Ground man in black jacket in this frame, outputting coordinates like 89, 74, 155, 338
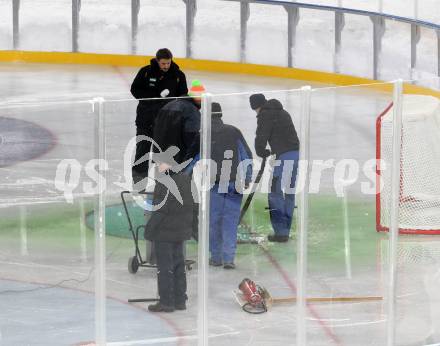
144, 81, 204, 312
249, 93, 300, 242
209, 102, 253, 269
130, 48, 188, 187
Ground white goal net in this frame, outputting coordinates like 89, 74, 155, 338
377, 94, 440, 234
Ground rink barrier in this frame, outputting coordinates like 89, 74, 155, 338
227, 0, 440, 81
0, 50, 439, 98
7, 0, 440, 81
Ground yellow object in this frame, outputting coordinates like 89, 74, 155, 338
0, 50, 438, 97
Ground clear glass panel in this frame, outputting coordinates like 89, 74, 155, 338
193, 0, 240, 62
392, 89, 440, 345
381, 0, 414, 17
102, 96, 201, 343
0, 0, 12, 50
306, 82, 394, 345
0, 101, 96, 345
79, 0, 131, 54
412, 76, 440, 92
338, 0, 380, 12
137, 1, 186, 57
339, 14, 373, 78
207, 89, 301, 344
0, 61, 134, 102
412, 28, 440, 82
381, 21, 411, 81
416, 0, 440, 23
296, 8, 334, 72
19, 0, 71, 52
246, 4, 287, 67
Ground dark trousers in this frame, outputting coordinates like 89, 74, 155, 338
132, 126, 153, 184
154, 241, 187, 308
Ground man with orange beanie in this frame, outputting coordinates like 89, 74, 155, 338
144, 80, 205, 312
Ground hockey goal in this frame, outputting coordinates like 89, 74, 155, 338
376, 94, 440, 234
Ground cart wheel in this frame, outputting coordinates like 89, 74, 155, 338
128, 256, 139, 274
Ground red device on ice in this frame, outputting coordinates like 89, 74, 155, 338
237, 278, 268, 314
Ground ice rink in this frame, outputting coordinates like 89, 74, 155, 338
1, 62, 440, 346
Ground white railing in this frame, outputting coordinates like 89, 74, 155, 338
227, 0, 440, 80
4, 0, 439, 82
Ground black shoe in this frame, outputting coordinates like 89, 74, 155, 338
148, 302, 174, 313
267, 234, 289, 242
209, 259, 223, 267
175, 302, 186, 310
223, 263, 235, 269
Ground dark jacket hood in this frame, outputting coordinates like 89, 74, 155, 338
263, 99, 283, 112
254, 97, 299, 156
211, 117, 224, 131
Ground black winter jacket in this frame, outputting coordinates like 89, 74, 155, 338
130, 59, 188, 129
211, 117, 253, 185
153, 98, 201, 167
255, 99, 299, 158
144, 173, 194, 242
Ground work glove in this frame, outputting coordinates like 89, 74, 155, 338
257, 149, 271, 158
160, 89, 170, 97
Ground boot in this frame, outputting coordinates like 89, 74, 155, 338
209, 259, 223, 266
148, 302, 174, 313
175, 302, 187, 310
267, 234, 289, 242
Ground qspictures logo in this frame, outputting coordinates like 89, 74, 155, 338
53, 135, 386, 209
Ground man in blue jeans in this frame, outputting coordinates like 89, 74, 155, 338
209, 102, 253, 269
249, 94, 300, 242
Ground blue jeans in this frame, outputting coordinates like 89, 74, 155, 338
269, 150, 299, 236
209, 183, 243, 264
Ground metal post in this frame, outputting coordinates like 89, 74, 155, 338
296, 86, 312, 346
413, 0, 419, 19
240, 1, 250, 63
72, 0, 81, 52
93, 97, 106, 346
131, 0, 140, 55
386, 80, 403, 346
12, 0, 20, 49
334, 11, 345, 73
437, 30, 440, 78
183, 0, 197, 58
197, 93, 212, 346
285, 5, 299, 68
371, 15, 385, 80
412, 0, 418, 78
410, 24, 420, 78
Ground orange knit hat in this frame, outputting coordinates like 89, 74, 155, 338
188, 79, 206, 98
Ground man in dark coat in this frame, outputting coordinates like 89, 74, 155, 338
130, 48, 188, 187
144, 173, 194, 312
209, 102, 253, 269
249, 93, 300, 242
144, 81, 204, 312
